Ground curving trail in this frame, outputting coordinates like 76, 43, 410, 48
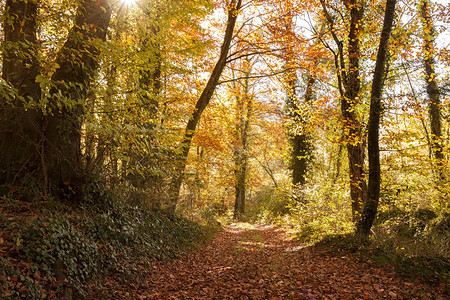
102, 224, 446, 299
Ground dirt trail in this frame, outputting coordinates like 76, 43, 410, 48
105, 224, 446, 299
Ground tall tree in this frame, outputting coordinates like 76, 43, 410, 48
44, 0, 112, 197
0, 0, 41, 186
320, 0, 367, 221
126, 1, 163, 194
356, 0, 396, 238
233, 58, 254, 219
167, 0, 243, 213
282, 1, 315, 186
419, 0, 445, 182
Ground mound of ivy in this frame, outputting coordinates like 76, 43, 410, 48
1, 184, 213, 299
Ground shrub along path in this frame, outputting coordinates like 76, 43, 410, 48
100, 224, 447, 299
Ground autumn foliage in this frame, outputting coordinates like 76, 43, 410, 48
0, 0, 449, 297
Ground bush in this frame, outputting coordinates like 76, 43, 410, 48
288, 180, 354, 243
245, 184, 295, 223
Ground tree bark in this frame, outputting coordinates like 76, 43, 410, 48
281, 0, 314, 187
290, 75, 315, 186
0, 0, 41, 186
343, 0, 367, 221
234, 150, 247, 219
167, 0, 242, 213
234, 65, 253, 219
356, 0, 396, 238
419, 0, 445, 181
44, 0, 112, 198
321, 0, 367, 221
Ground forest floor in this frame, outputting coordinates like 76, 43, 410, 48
97, 223, 448, 299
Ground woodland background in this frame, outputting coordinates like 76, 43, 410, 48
0, 0, 448, 297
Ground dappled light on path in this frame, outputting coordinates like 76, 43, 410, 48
100, 224, 446, 299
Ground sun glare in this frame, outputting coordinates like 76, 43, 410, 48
122, 0, 137, 6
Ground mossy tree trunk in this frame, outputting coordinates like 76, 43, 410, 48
0, 0, 42, 186
282, 1, 314, 187
289, 75, 315, 186
44, 0, 112, 198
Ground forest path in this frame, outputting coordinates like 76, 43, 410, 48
107, 224, 445, 299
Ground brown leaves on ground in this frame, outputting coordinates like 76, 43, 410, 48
99, 224, 447, 299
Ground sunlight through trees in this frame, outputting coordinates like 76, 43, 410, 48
0, 0, 448, 296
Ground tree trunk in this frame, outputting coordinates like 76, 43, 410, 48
44, 0, 112, 198
321, 0, 367, 221
234, 154, 247, 218
282, 0, 314, 187
343, 0, 367, 221
290, 75, 315, 186
167, 0, 242, 213
0, 0, 41, 186
356, 0, 396, 238
234, 65, 253, 219
419, 0, 445, 182
127, 9, 162, 191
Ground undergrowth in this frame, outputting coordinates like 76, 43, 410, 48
310, 209, 450, 289
245, 180, 450, 288
0, 181, 215, 299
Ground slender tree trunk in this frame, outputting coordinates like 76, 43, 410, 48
419, 0, 445, 182
0, 0, 41, 186
333, 143, 344, 183
234, 66, 253, 219
44, 0, 112, 198
321, 0, 367, 221
343, 0, 367, 221
356, 0, 396, 238
234, 156, 247, 219
167, 0, 242, 213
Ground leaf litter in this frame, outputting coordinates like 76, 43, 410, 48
95, 224, 448, 299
